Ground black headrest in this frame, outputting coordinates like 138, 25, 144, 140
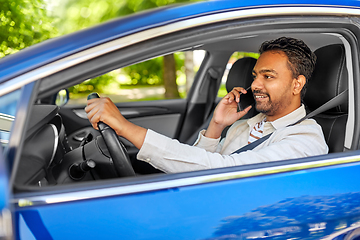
226, 57, 257, 92
304, 44, 348, 114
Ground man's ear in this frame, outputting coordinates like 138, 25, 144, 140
293, 75, 306, 95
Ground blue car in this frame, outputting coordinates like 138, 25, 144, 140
1, 0, 360, 239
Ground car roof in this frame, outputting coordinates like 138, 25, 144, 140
0, 0, 359, 84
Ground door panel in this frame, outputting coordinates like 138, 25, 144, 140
14, 160, 360, 240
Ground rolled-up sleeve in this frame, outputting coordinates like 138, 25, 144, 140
193, 130, 221, 152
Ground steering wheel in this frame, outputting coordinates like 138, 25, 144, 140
88, 93, 135, 177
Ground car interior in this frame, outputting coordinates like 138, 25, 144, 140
11, 17, 360, 192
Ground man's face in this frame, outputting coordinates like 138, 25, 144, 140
251, 50, 299, 121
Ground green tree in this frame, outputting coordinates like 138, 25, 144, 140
57, 0, 200, 99
0, 0, 56, 58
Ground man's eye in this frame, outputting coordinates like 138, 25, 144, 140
252, 75, 256, 79
265, 75, 273, 79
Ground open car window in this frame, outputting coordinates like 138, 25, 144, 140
12, 11, 360, 193
67, 50, 206, 105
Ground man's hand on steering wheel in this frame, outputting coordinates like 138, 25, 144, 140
85, 93, 136, 177
85, 94, 147, 150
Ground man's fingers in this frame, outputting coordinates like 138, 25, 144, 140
243, 105, 252, 113
232, 87, 247, 94
224, 87, 247, 104
229, 87, 245, 102
87, 108, 101, 129
235, 105, 252, 120
91, 122, 99, 131
85, 98, 108, 129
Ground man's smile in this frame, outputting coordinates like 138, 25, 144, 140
253, 91, 269, 101
255, 95, 267, 99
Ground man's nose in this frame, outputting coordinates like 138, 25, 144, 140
251, 75, 262, 90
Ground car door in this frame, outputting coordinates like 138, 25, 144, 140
5, 3, 360, 240
12, 154, 360, 240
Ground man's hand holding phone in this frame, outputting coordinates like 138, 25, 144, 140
237, 86, 255, 111
205, 87, 253, 139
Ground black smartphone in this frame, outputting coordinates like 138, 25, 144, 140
238, 86, 255, 111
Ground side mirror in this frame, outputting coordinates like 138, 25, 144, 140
55, 89, 69, 106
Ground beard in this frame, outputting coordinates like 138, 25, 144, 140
254, 90, 288, 117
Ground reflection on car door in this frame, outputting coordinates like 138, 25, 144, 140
13, 152, 360, 239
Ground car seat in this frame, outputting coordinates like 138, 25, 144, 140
226, 57, 258, 119
303, 44, 348, 153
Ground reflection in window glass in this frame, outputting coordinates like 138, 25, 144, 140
68, 50, 206, 105
0, 90, 20, 150
218, 52, 259, 98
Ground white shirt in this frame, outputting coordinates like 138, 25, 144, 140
137, 105, 328, 173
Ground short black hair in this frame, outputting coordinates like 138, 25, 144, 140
259, 37, 316, 99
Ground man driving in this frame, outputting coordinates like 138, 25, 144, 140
85, 37, 328, 173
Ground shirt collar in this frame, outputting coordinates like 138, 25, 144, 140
269, 104, 306, 129
247, 104, 306, 130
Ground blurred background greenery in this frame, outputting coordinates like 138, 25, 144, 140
0, 0, 258, 103
0, 0, 54, 58
0, 0, 200, 56
0, 0, 204, 101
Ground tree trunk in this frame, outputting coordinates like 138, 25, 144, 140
163, 54, 180, 99
185, 51, 195, 93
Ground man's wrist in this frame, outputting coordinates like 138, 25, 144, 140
204, 119, 226, 139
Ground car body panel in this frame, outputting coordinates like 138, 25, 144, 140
14, 159, 360, 239
1, 0, 360, 239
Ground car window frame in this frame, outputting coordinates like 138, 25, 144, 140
4, 10, 360, 199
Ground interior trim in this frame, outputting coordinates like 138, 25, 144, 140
2, 6, 360, 97
13, 153, 360, 207
48, 124, 59, 168
341, 35, 356, 149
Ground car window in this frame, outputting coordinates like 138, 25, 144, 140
0, 89, 20, 151
68, 50, 206, 105
218, 52, 259, 98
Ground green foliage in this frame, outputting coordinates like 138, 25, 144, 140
123, 56, 164, 86
1, 0, 199, 98
57, 0, 199, 35
69, 73, 116, 94
231, 51, 260, 60
54, 0, 198, 93
0, 0, 56, 58
69, 52, 187, 95
121, 52, 185, 86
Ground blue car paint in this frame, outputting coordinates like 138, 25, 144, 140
2, 0, 360, 239
15, 160, 360, 239
0, 149, 9, 215
0, 0, 360, 83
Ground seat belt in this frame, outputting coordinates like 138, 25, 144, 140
232, 89, 348, 154
204, 68, 220, 122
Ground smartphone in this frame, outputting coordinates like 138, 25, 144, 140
238, 86, 255, 111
